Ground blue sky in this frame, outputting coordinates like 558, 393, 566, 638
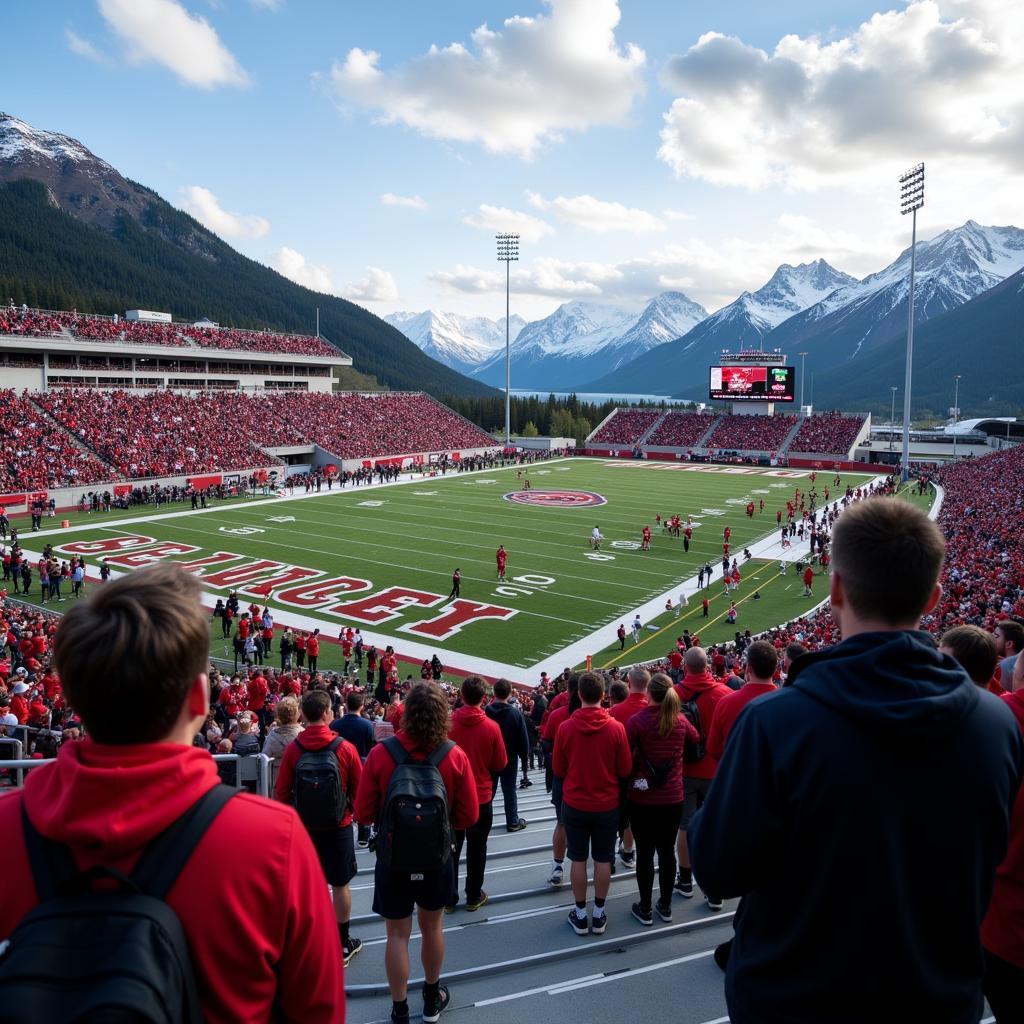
3, 1, 1021, 322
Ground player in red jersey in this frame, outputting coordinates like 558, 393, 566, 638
642, 526, 651, 551
723, 525, 731, 544
496, 544, 508, 582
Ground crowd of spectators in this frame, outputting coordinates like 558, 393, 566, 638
646, 411, 716, 447
0, 390, 112, 491
590, 408, 663, 445
1, 303, 339, 357
789, 412, 867, 456
705, 413, 798, 453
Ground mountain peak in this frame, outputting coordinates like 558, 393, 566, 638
0, 112, 106, 167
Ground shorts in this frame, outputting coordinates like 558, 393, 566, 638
550, 775, 566, 824
371, 855, 456, 920
562, 803, 619, 864
680, 776, 713, 831
309, 824, 357, 887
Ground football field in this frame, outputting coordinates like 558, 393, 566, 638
23, 459, 877, 681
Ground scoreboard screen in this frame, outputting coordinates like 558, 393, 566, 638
709, 365, 795, 403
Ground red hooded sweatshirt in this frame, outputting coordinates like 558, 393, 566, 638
0, 740, 345, 1023
706, 682, 777, 763
449, 704, 507, 805
552, 705, 631, 813
354, 729, 479, 831
609, 691, 648, 726
274, 724, 362, 828
675, 670, 733, 780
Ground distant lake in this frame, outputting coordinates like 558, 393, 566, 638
510, 389, 684, 404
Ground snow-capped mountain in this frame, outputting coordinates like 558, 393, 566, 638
383, 310, 525, 374
585, 260, 854, 394
0, 111, 158, 230
768, 221, 1024, 367
470, 291, 708, 391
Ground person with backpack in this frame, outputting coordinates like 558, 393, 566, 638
553, 671, 632, 936
275, 688, 364, 965
673, 645, 731, 910
0, 563, 345, 1023
354, 681, 479, 1024
484, 678, 530, 830
448, 675, 507, 912
625, 672, 698, 926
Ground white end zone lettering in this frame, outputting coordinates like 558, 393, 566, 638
400, 600, 517, 641
103, 542, 201, 568
328, 586, 443, 624
275, 576, 372, 609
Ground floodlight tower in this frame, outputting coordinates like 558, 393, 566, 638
889, 386, 898, 452
899, 162, 925, 482
496, 233, 520, 446
952, 373, 961, 460
798, 352, 808, 410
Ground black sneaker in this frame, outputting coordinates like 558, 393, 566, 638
567, 908, 589, 935
631, 902, 653, 926
714, 938, 733, 971
705, 895, 724, 912
674, 876, 694, 898
655, 899, 673, 922
422, 985, 450, 1023
619, 847, 635, 866
391, 1007, 410, 1024
590, 910, 607, 935
342, 936, 362, 966
507, 818, 527, 832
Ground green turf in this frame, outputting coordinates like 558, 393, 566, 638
19, 459, 877, 673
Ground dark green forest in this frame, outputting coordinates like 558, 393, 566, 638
0, 179, 495, 397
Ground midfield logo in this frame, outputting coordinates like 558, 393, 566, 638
502, 489, 607, 508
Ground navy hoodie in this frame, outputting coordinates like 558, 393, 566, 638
689, 630, 1023, 1024
485, 700, 530, 760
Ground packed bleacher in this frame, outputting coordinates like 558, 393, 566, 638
705, 412, 798, 452
1, 304, 340, 358
0, 390, 113, 491
646, 411, 715, 447
789, 412, 866, 455
589, 408, 662, 445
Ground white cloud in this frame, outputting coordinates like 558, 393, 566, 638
66, 27, 105, 63
381, 193, 428, 210
179, 186, 269, 239
328, 0, 645, 158
664, 209, 695, 222
273, 247, 334, 293
343, 266, 400, 304
97, 0, 249, 88
527, 192, 664, 233
657, 0, 1024, 189
249, 0, 281, 9
463, 204, 554, 244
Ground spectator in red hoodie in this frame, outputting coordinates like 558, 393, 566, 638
983, 651, 1024, 1021
609, 667, 650, 866
354, 682, 478, 1024
275, 688, 364, 966
706, 641, 779, 763
0, 563, 345, 1022
674, 646, 732, 909
447, 675, 507, 912
625, 672, 698, 926
553, 671, 632, 937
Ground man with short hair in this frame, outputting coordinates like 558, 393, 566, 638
689, 499, 1023, 1024
610, 667, 650, 866
332, 691, 376, 846
995, 619, 1024, 691
780, 642, 808, 685
0, 563, 345, 1021
706, 641, 778, 763
276, 688, 364, 965
448, 676, 507, 912
485, 678, 530, 829
940, 625, 1001, 693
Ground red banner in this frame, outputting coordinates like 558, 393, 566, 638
113, 484, 133, 497
0, 493, 27, 512
186, 473, 223, 491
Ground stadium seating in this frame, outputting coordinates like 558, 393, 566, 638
789, 412, 867, 455
0, 390, 113, 490
1, 305, 339, 357
705, 413, 798, 452
646, 411, 716, 447
590, 408, 662, 445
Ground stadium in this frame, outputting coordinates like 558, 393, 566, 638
2, 4, 1023, 1023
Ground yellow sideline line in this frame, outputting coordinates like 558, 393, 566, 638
597, 559, 812, 669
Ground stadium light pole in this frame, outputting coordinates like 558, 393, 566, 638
798, 352, 808, 410
952, 374, 961, 461
496, 233, 520, 446
889, 386, 898, 452
899, 162, 925, 482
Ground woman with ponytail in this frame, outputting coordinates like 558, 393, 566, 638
625, 672, 699, 926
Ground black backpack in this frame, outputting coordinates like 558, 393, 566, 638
678, 689, 707, 763
293, 736, 346, 830
377, 737, 454, 875
0, 784, 235, 1024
